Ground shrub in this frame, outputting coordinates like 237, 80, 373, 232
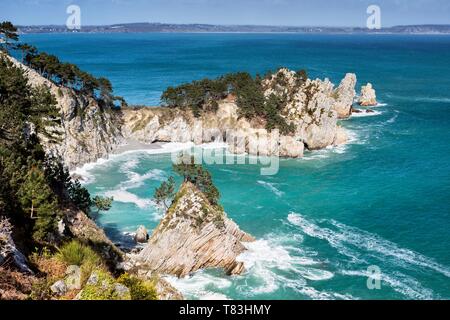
117, 273, 158, 300
56, 240, 100, 267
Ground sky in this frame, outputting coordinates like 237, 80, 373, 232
1, 0, 450, 27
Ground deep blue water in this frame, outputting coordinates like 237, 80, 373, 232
22, 33, 450, 300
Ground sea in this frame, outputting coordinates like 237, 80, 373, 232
21, 33, 450, 300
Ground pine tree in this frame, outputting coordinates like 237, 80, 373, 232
18, 166, 59, 242
154, 176, 176, 209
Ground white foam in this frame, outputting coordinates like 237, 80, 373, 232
288, 213, 450, 299
329, 219, 450, 278
70, 157, 110, 185
119, 169, 166, 190
164, 271, 232, 300
257, 180, 284, 197
351, 110, 383, 118
340, 270, 434, 300
104, 190, 154, 209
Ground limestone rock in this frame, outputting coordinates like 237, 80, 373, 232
5, 55, 123, 170
333, 73, 357, 118
134, 225, 149, 243
65, 265, 82, 290
359, 83, 377, 106
114, 283, 130, 299
50, 280, 67, 296
0, 218, 32, 273
130, 182, 255, 278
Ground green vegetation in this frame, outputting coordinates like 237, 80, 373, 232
161, 69, 307, 134
0, 56, 63, 243
92, 196, 113, 214
0, 21, 19, 53
173, 157, 221, 208
117, 273, 158, 300
79, 270, 129, 300
154, 176, 176, 209
1, 21, 126, 109
56, 240, 101, 267
0, 31, 114, 246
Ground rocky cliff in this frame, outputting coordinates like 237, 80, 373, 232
6, 55, 123, 170
9, 56, 368, 166
126, 182, 255, 278
122, 69, 360, 157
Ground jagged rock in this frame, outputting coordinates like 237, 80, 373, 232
156, 278, 184, 300
65, 265, 82, 290
0, 218, 32, 273
9, 55, 356, 164
57, 219, 66, 236
359, 83, 377, 106
333, 73, 357, 119
86, 272, 100, 285
333, 127, 349, 146
64, 208, 123, 264
6, 55, 123, 170
134, 225, 149, 243
50, 280, 67, 296
114, 283, 130, 299
129, 182, 255, 278
121, 69, 358, 157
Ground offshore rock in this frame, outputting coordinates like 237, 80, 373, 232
358, 83, 378, 106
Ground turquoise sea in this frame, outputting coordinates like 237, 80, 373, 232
22, 33, 450, 300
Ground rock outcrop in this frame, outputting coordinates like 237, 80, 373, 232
0, 218, 32, 273
358, 83, 377, 106
6, 55, 123, 170
332, 73, 357, 119
134, 225, 148, 243
9, 56, 360, 165
126, 182, 254, 278
122, 69, 356, 156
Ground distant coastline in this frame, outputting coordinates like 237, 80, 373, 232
17, 23, 450, 35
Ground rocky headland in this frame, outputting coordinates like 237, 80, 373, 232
1, 51, 379, 300
124, 182, 254, 278
7, 55, 376, 169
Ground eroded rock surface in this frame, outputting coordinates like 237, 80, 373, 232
358, 83, 378, 106
127, 182, 254, 278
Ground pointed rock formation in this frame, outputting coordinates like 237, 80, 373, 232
358, 83, 378, 106
129, 182, 254, 278
332, 73, 357, 119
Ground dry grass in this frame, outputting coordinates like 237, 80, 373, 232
0, 267, 36, 300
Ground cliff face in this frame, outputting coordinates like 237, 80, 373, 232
10, 56, 361, 166
123, 69, 358, 157
7, 56, 123, 170
127, 182, 254, 278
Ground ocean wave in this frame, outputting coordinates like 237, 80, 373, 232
385, 111, 399, 124
164, 271, 232, 300
119, 169, 167, 190
289, 213, 450, 278
287, 213, 450, 299
104, 190, 154, 209
329, 219, 450, 278
257, 181, 284, 197
70, 158, 110, 185
351, 110, 383, 118
340, 270, 434, 300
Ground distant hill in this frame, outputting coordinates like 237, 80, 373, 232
17, 23, 450, 34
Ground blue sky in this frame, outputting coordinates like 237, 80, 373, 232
1, 0, 450, 27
